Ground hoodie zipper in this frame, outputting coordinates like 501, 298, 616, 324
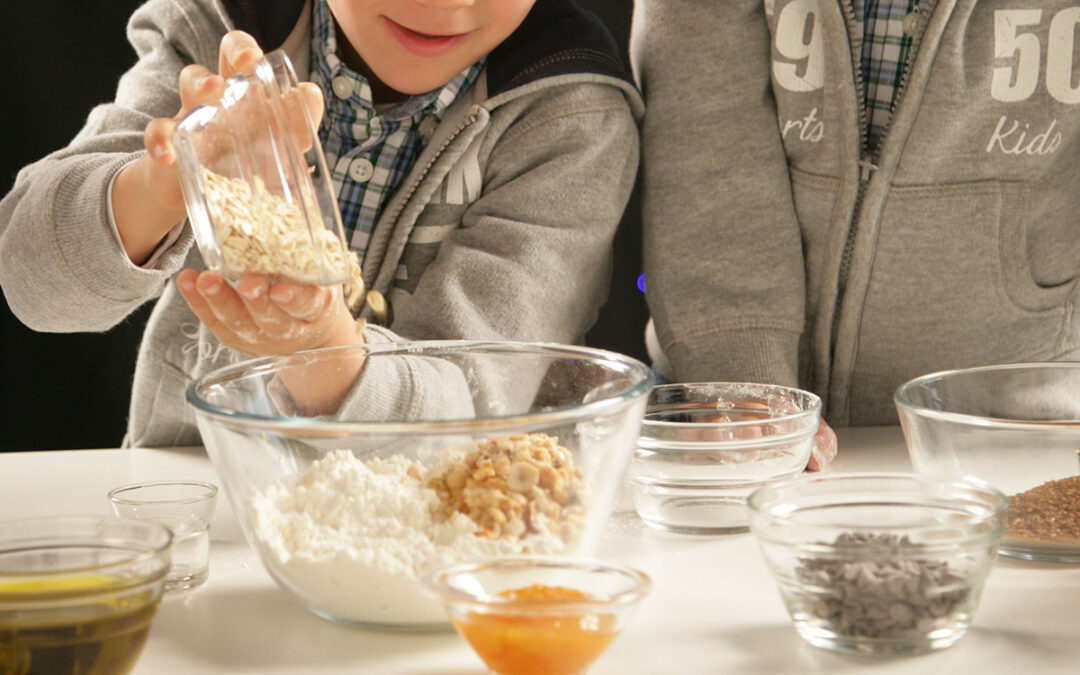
365, 106, 482, 292
382, 106, 483, 231
832, 0, 872, 346
832, 0, 930, 340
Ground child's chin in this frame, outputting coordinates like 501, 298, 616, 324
378, 65, 464, 97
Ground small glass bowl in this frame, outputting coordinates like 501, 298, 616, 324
421, 557, 651, 675
748, 473, 1006, 656
107, 481, 219, 594
107, 480, 219, 524
172, 50, 351, 286
0, 516, 172, 675
625, 382, 820, 534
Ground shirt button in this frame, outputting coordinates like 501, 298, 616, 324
349, 158, 374, 182
332, 76, 354, 100
418, 117, 438, 139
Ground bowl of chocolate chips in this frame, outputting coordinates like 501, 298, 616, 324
748, 473, 1006, 656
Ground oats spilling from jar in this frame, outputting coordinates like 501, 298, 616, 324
422, 433, 589, 546
791, 533, 972, 639
201, 167, 365, 310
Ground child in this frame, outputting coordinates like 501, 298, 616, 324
0, 0, 642, 446
632, 0, 1080, 439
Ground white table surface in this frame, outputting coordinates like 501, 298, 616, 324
3, 427, 1079, 674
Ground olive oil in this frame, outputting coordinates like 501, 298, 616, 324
0, 576, 161, 675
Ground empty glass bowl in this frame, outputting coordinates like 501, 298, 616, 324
748, 473, 1006, 655
421, 557, 651, 675
107, 480, 219, 593
895, 362, 1080, 562
625, 382, 820, 534
186, 340, 653, 630
0, 516, 172, 675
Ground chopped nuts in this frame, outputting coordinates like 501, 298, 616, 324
507, 462, 540, 492
427, 433, 588, 546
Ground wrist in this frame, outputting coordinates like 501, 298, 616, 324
112, 156, 187, 265
314, 298, 366, 350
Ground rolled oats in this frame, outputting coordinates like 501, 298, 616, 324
201, 167, 366, 310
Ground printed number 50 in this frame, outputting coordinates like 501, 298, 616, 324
992, 8, 1080, 104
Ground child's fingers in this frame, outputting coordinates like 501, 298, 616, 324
805, 421, 838, 471
192, 271, 261, 344
139, 119, 186, 210
268, 282, 334, 321
177, 64, 223, 115
143, 117, 178, 165
300, 82, 325, 127
177, 270, 225, 332
218, 31, 263, 79
280, 84, 324, 152
235, 276, 298, 333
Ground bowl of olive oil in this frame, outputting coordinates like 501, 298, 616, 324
0, 516, 171, 675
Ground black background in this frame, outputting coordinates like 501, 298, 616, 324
0, 1, 645, 452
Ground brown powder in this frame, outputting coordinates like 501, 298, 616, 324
1006, 475, 1080, 543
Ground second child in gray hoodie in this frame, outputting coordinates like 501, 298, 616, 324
633, 0, 1080, 427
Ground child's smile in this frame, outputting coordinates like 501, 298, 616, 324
382, 17, 471, 59
328, 0, 535, 99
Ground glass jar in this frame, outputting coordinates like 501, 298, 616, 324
172, 50, 352, 286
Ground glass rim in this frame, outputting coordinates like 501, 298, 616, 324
894, 362, 1080, 428
0, 516, 172, 591
186, 339, 654, 433
107, 480, 219, 506
747, 472, 1008, 548
643, 381, 821, 429
419, 556, 652, 614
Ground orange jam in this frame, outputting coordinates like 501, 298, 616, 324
453, 584, 619, 675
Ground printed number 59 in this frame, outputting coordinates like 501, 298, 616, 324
773, 0, 824, 92
992, 8, 1080, 104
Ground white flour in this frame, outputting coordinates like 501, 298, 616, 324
250, 449, 561, 626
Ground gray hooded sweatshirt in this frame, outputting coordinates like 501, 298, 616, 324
0, 0, 643, 446
633, 0, 1080, 425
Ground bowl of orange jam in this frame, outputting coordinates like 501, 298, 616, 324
421, 557, 651, 675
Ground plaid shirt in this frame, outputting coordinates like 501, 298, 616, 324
854, 0, 932, 154
308, 0, 484, 255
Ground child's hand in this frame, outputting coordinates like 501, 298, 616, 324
113, 31, 323, 265
176, 270, 360, 356
668, 398, 838, 471
805, 419, 838, 471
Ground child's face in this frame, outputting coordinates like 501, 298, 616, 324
328, 0, 537, 98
